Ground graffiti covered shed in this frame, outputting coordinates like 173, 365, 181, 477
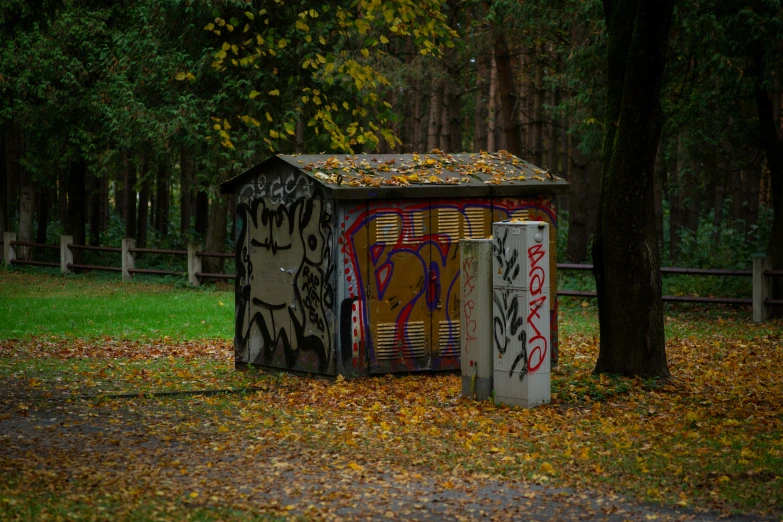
220, 152, 569, 377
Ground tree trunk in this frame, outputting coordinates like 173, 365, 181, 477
100, 176, 109, 233
67, 159, 87, 256
0, 133, 6, 243
533, 45, 544, 166
58, 169, 68, 227
653, 142, 665, 249
566, 139, 600, 263
203, 193, 229, 273
592, 0, 673, 378
89, 173, 101, 246
126, 158, 137, 239
116, 152, 126, 221
36, 185, 49, 245
137, 171, 150, 249
18, 168, 35, 261
439, 82, 451, 152
494, 33, 522, 156
180, 146, 193, 236
711, 176, 725, 248
426, 78, 442, 152
548, 89, 560, 173
195, 190, 208, 236
487, 58, 497, 152
155, 162, 169, 236
473, 51, 490, 151
751, 48, 783, 309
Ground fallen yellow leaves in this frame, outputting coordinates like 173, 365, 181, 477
297, 150, 560, 187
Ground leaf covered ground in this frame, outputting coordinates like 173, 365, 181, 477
0, 272, 781, 520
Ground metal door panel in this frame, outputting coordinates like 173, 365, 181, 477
367, 201, 432, 372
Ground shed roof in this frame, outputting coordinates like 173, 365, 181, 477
221, 151, 569, 199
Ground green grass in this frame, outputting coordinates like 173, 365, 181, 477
0, 269, 233, 340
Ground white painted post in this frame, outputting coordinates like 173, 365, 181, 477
3, 232, 16, 266
460, 239, 494, 401
60, 235, 73, 274
122, 238, 135, 282
188, 242, 202, 287
753, 256, 772, 323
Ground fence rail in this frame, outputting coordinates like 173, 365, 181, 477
2, 232, 234, 286
2, 232, 781, 322
558, 258, 781, 323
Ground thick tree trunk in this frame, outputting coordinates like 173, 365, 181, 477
18, 168, 35, 261
592, 0, 673, 378
126, 158, 137, 239
439, 82, 451, 152
195, 190, 208, 236
180, 146, 193, 236
566, 140, 600, 263
653, 142, 665, 249
137, 172, 150, 249
494, 33, 522, 156
203, 193, 229, 273
751, 51, 783, 309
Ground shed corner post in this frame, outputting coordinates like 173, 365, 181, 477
122, 238, 136, 282
753, 256, 772, 323
60, 235, 73, 274
3, 232, 15, 266
188, 242, 202, 287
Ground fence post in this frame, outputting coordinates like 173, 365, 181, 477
188, 242, 202, 286
122, 238, 135, 281
60, 235, 73, 274
753, 256, 772, 323
3, 232, 16, 266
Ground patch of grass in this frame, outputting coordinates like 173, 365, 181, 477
0, 476, 283, 521
0, 270, 232, 340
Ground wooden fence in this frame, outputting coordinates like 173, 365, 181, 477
3, 232, 781, 322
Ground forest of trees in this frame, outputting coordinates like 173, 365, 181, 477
1, 0, 780, 277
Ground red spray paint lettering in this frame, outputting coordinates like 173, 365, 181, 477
462, 256, 477, 355
526, 244, 547, 372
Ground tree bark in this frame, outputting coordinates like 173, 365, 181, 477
203, 193, 229, 273
155, 161, 169, 236
195, 189, 208, 236
592, 0, 673, 378
89, 173, 101, 246
566, 139, 600, 263
116, 152, 126, 222
653, 142, 665, 249
493, 33, 522, 156
58, 169, 68, 227
36, 185, 50, 245
533, 45, 544, 166
751, 47, 783, 309
0, 131, 7, 241
426, 78, 442, 152
473, 51, 490, 151
548, 88, 560, 173
137, 165, 150, 249
67, 159, 87, 256
125, 157, 137, 239
487, 58, 497, 152
18, 168, 35, 261
180, 145, 193, 236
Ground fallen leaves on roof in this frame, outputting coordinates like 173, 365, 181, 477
297, 149, 560, 187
